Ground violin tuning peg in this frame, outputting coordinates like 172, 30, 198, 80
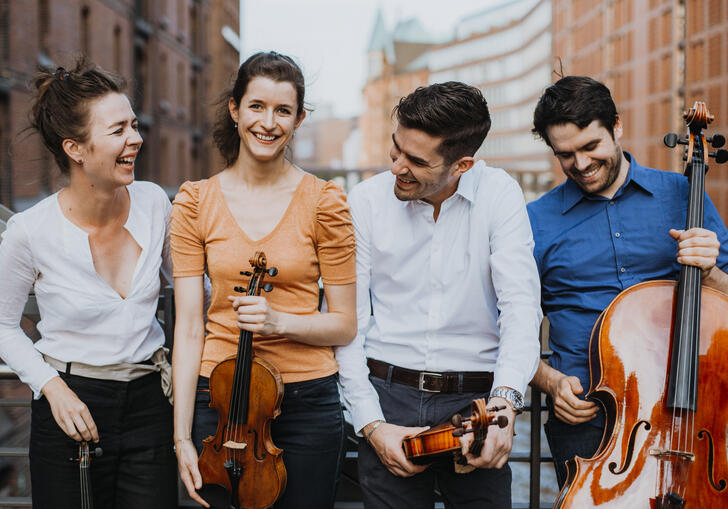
267, 267, 278, 277
452, 428, 465, 437
234, 286, 244, 293
487, 404, 506, 413
451, 413, 463, 427
240, 271, 252, 277
92, 447, 103, 457
496, 415, 508, 428
709, 134, 726, 148
713, 148, 728, 164
262, 283, 273, 292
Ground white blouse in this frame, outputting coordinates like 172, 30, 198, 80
0, 181, 172, 398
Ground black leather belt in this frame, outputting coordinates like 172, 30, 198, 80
366, 358, 493, 394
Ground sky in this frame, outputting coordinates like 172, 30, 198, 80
241, 0, 503, 120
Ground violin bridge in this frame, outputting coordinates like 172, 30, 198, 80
223, 440, 248, 450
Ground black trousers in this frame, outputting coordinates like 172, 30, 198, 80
29, 371, 177, 509
358, 374, 512, 509
193, 374, 345, 509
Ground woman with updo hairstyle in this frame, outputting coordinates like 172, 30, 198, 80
171, 51, 356, 508
0, 59, 177, 508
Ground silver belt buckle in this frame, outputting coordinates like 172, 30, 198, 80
418, 371, 443, 392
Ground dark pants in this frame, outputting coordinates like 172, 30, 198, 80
193, 374, 345, 509
544, 400, 604, 488
358, 375, 512, 509
29, 371, 177, 509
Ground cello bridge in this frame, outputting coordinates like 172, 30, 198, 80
649, 449, 695, 461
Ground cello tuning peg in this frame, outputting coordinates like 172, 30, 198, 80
267, 267, 278, 277
234, 286, 244, 293
262, 283, 273, 292
663, 133, 678, 148
709, 134, 726, 148
240, 271, 252, 276
663, 133, 688, 148
712, 149, 728, 164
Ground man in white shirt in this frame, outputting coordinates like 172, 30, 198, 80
336, 82, 542, 508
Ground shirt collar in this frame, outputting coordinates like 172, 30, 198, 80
561, 151, 655, 214
404, 159, 481, 208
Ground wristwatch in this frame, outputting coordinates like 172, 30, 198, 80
489, 387, 524, 414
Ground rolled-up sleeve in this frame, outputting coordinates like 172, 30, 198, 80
488, 177, 542, 395
335, 186, 384, 434
0, 217, 59, 398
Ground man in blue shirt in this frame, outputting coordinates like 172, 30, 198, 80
527, 76, 728, 488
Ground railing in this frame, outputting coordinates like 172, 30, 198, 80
0, 288, 556, 508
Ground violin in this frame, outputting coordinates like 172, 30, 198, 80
70, 441, 102, 509
402, 398, 508, 466
198, 251, 286, 509
554, 103, 728, 508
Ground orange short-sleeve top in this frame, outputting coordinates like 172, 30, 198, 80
170, 172, 356, 382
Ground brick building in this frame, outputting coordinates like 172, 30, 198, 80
552, 0, 728, 217
358, 1, 554, 199
0, 0, 240, 210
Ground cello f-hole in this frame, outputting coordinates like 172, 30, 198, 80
608, 420, 651, 475
697, 430, 727, 491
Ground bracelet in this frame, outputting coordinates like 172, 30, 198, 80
174, 436, 191, 443
365, 420, 385, 444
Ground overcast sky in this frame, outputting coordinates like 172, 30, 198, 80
241, 0, 502, 119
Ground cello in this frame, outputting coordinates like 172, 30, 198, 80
198, 251, 286, 509
554, 102, 728, 508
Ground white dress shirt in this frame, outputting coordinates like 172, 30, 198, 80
0, 181, 172, 398
336, 161, 542, 433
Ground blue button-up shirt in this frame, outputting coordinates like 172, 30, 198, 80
527, 153, 728, 424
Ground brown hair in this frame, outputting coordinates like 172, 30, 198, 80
212, 51, 305, 167
29, 57, 126, 174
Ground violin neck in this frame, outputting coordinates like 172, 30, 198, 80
667, 151, 707, 411
230, 329, 254, 424
80, 454, 94, 509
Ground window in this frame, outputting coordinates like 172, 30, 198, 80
80, 6, 90, 56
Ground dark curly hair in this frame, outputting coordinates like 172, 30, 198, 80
532, 76, 618, 147
392, 81, 491, 166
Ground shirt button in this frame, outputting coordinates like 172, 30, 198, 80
620, 267, 626, 273
609, 201, 615, 206
615, 232, 621, 238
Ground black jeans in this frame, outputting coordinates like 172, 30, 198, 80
193, 374, 345, 509
544, 399, 604, 488
29, 371, 177, 509
358, 375, 512, 509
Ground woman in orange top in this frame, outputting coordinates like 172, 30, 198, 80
170, 52, 357, 508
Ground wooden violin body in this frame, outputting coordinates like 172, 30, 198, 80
402, 398, 507, 465
198, 252, 286, 509
555, 282, 728, 508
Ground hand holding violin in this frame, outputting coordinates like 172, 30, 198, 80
41, 376, 99, 443
460, 397, 515, 469
364, 421, 429, 478
228, 295, 283, 336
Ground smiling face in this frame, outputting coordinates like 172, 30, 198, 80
389, 125, 462, 206
229, 76, 304, 163
74, 92, 142, 188
546, 119, 628, 198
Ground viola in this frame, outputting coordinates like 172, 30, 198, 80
554, 103, 728, 508
198, 251, 286, 509
402, 398, 508, 466
70, 441, 102, 509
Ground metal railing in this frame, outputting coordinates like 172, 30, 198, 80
0, 290, 556, 508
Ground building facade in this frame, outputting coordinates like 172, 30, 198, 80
358, 0, 554, 200
0, 0, 239, 210
552, 0, 728, 217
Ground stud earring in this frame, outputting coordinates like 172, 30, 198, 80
234, 122, 238, 129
